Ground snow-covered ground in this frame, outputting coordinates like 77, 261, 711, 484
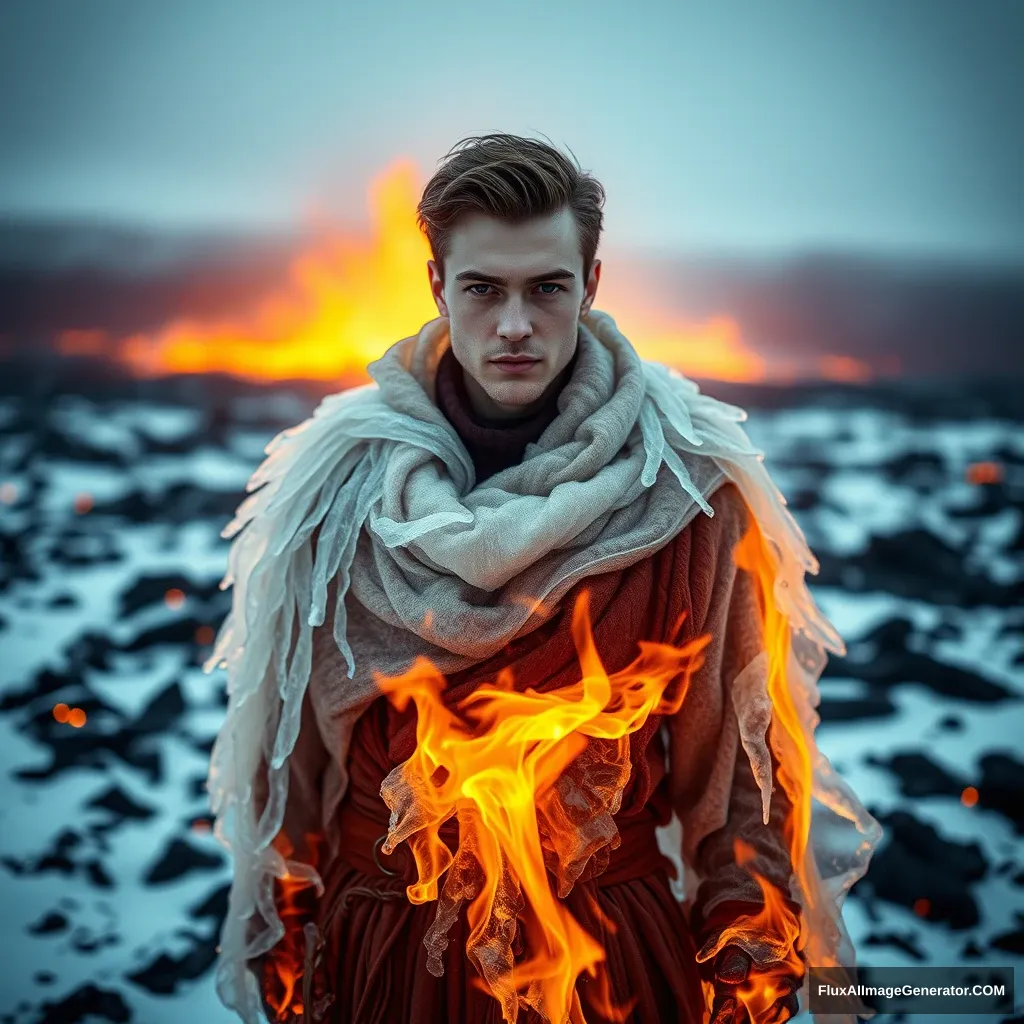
0, 375, 1020, 1023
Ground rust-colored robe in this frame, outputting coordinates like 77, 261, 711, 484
252, 347, 798, 1023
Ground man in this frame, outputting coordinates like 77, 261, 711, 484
205, 134, 878, 1023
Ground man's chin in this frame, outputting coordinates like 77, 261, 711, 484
482, 383, 549, 414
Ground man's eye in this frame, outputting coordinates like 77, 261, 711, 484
466, 284, 492, 296
537, 283, 564, 295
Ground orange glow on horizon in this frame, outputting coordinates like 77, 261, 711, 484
819, 353, 873, 383
55, 160, 779, 385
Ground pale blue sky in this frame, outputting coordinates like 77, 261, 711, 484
1, 0, 1021, 263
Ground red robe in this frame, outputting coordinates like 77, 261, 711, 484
253, 348, 798, 1023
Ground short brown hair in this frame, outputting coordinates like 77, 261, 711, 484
417, 133, 606, 283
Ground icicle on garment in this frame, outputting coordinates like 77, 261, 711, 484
203, 309, 882, 1023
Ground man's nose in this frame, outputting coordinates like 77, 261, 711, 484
496, 301, 532, 341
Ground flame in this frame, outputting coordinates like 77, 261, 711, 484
262, 831, 323, 1022
692, 515, 819, 1021
56, 159, 772, 384
371, 587, 708, 1023
701, 862, 804, 1022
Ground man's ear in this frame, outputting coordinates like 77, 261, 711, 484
580, 258, 601, 318
427, 259, 450, 318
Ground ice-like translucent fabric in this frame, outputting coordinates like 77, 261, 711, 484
204, 311, 880, 1023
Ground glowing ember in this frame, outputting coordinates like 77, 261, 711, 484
195, 624, 215, 646
165, 588, 186, 610
966, 461, 1003, 485
56, 159, 773, 385
961, 786, 979, 807
0, 482, 17, 504
73, 493, 93, 514
370, 587, 708, 1024
913, 898, 930, 918
53, 703, 87, 727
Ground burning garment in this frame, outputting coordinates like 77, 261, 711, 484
204, 310, 880, 1023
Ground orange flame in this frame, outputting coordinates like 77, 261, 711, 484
702, 862, 804, 1022
733, 519, 815, 909
56, 160, 770, 385
262, 831, 323, 1022
371, 588, 708, 1023
689, 515, 821, 1021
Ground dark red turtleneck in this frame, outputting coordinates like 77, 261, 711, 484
434, 345, 578, 483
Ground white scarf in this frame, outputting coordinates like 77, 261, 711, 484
204, 310, 879, 1022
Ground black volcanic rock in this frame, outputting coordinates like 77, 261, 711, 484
816, 530, 1022, 608
48, 526, 124, 569
989, 921, 1024, 955
143, 837, 223, 884
28, 911, 69, 935
978, 753, 1024, 833
97, 482, 240, 526
829, 617, 1015, 702
867, 810, 987, 929
817, 694, 898, 722
125, 930, 219, 995
188, 882, 229, 922
865, 751, 964, 799
133, 682, 186, 734
86, 785, 156, 822
861, 930, 925, 960
34, 984, 131, 1023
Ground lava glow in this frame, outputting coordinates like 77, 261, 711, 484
56, 159, 769, 385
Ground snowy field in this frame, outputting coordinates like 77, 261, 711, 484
0, 368, 1021, 1023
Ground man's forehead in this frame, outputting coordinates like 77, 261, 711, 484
445, 209, 583, 277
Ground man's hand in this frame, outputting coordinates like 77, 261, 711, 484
708, 944, 801, 1024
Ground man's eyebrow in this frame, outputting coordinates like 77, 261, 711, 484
453, 268, 577, 286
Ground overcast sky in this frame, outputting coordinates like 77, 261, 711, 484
1, 0, 1021, 264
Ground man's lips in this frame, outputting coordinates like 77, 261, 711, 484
491, 357, 541, 374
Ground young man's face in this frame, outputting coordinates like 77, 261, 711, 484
427, 207, 601, 420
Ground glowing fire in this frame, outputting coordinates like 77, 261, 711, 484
56, 159, 769, 384
689, 511, 815, 1020
372, 588, 708, 1023
697, 841, 804, 1021
262, 831, 323, 1022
